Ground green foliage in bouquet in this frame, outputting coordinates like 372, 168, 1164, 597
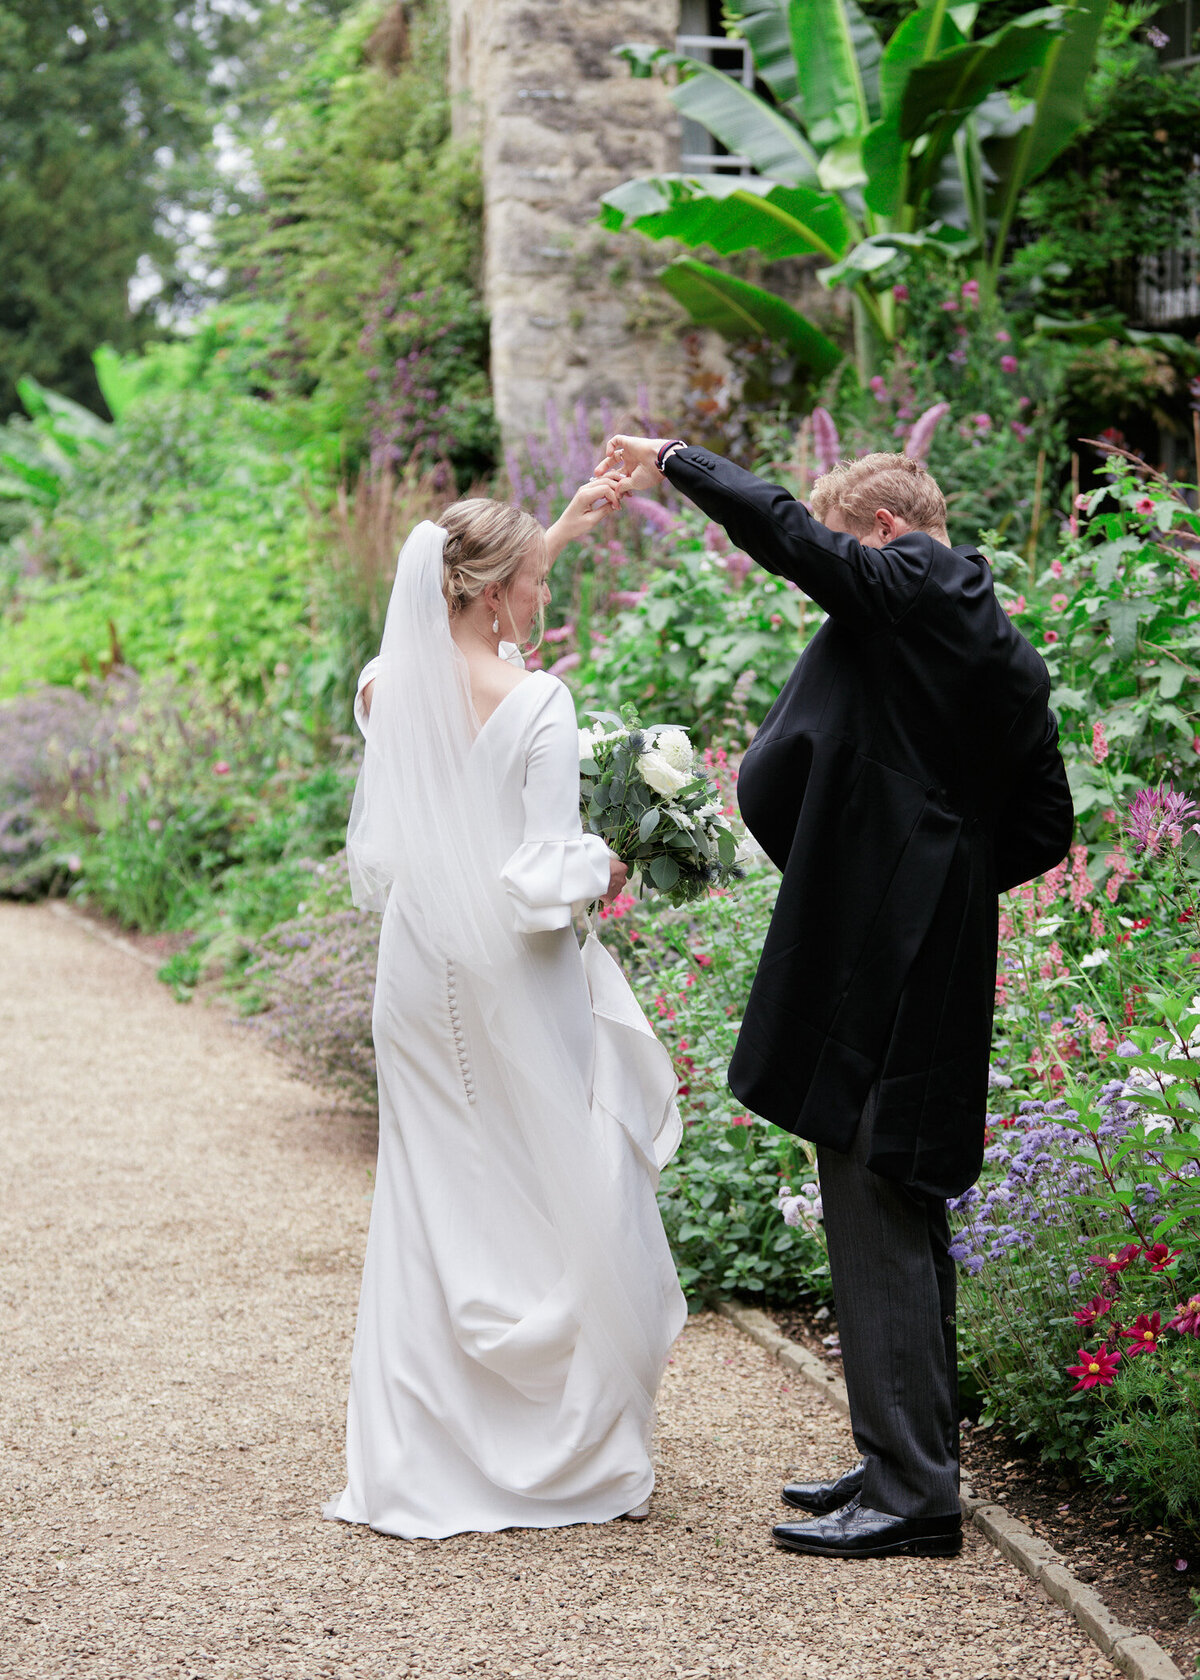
578, 706, 742, 905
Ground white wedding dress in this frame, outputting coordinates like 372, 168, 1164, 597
325, 588, 686, 1541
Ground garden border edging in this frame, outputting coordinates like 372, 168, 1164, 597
717, 1300, 1184, 1680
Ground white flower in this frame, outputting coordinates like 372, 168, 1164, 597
579, 728, 597, 759
1079, 949, 1108, 969
638, 749, 691, 798
652, 727, 694, 775
667, 805, 695, 830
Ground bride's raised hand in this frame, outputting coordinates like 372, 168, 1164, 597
545, 475, 626, 559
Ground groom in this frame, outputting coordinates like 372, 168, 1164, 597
601, 434, 1074, 1559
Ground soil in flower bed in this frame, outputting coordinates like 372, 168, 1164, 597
764, 1300, 1200, 1674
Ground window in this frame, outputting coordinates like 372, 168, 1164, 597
676, 0, 756, 175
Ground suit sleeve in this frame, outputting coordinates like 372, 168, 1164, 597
993, 695, 1075, 893
663, 446, 927, 628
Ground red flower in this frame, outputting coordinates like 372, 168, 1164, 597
1067, 1345, 1122, 1390
1073, 1294, 1112, 1329
1089, 1243, 1141, 1274
1121, 1312, 1162, 1356
1044, 629, 1059, 644
1145, 1244, 1182, 1272
213, 760, 231, 776
1168, 1295, 1200, 1336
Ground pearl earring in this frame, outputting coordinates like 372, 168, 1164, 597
492, 615, 499, 634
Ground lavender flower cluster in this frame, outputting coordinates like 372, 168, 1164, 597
946, 1087, 1146, 1276
244, 857, 379, 1103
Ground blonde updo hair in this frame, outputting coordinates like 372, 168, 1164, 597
438, 498, 548, 648
811, 452, 947, 537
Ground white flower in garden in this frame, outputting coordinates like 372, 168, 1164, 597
638, 749, 691, 798
652, 727, 694, 775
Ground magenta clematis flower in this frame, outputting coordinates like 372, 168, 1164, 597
1121, 1312, 1162, 1356
1124, 784, 1200, 857
1168, 1296, 1200, 1336
1067, 1345, 1122, 1390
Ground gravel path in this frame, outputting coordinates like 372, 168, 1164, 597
0, 902, 1117, 1679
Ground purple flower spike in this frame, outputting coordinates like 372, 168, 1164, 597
905, 403, 951, 463
811, 407, 841, 476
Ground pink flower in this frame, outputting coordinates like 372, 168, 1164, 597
1051, 593, 1068, 612
1168, 1295, 1200, 1336
213, 760, 231, 776
1043, 629, 1059, 644
1125, 783, 1200, 857
608, 589, 647, 609
543, 624, 573, 644
1120, 1312, 1162, 1357
972, 413, 993, 432
1051, 558, 1064, 578
941, 297, 959, 312
1089, 1243, 1140, 1274
547, 651, 581, 677
1000, 354, 1018, 374
1144, 1243, 1181, 1272
869, 375, 888, 403
702, 522, 728, 556
1003, 594, 1027, 616
624, 495, 675, 532
722, 551, 753, 585
961, 279, 980, 304
893, 283, 909, 302
1074, 493, 1090, 511
1135, 497, 1155, 517
949, 348, 968, 365
1010, 421, 1031, 441
1193, 736, 1200, 755
1073, 1294, 1111, 1330
1092, 721, 1109, 764
730, 1113, 754, 1128
1067, 1345, 1121, 1391
995, 329, 1012, 344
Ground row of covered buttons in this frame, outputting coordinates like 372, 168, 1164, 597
446, 961, 476, 1105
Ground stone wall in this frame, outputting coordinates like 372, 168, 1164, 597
447, 0, 703, 450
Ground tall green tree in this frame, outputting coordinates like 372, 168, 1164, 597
0, 2, 232, 417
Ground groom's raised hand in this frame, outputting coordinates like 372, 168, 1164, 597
594, 434, 681, 492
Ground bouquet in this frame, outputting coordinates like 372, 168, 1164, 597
578, 705, 743, 906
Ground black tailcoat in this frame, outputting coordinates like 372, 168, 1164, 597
664, 447, 1075, 1199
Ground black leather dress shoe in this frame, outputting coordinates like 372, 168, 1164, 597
781, 1460, 865, 1515
772, 1495, 962, 1559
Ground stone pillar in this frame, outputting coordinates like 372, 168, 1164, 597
447, 0, 703, 451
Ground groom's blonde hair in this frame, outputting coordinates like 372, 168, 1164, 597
812, 453, 947, 536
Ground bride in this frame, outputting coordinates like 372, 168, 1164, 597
325, 479, 687, 1539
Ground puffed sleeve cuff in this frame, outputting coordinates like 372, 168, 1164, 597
353, 657, 381, 738
501, 834, 612, 932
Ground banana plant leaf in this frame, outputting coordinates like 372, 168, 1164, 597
722, 0, 802, 114
818, 224, 976, 291
659, 256, 845, 375
599, 173, 857, 264
669, 59, 821, 184
985, 0, 1110, 263
788, 0, 870, 149
899, 8, 1065, 141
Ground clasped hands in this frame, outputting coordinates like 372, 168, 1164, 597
547, 436, 681, 553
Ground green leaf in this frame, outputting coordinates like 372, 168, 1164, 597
817, 223, 975, 290
724, 0, 801, 112
900, 9, 1065, 142
1089, 535, 1141, 587
878, 5, 965, 116
639, 807, 661, 843
788, 0, 870, 147
649, 854, 682, 891
599, 172, 857, 264
1157, 665, 1187, 701
1110, 599, 1144, 661
670, 61, 820, 184
986, 0, 1110, 268
658, 257, 845, 375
